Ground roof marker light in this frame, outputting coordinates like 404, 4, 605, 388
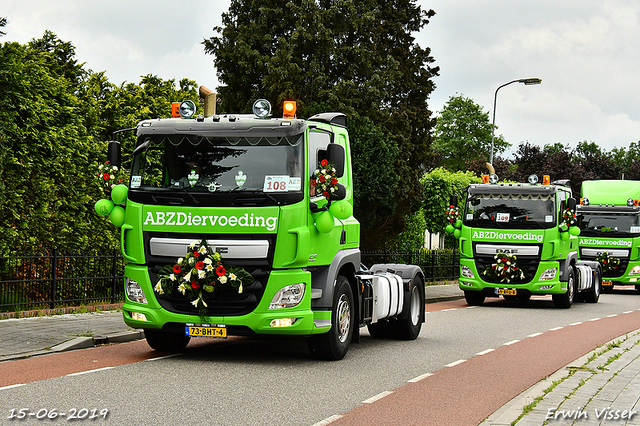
482, 174, 489, 184
178, 100, 197, 118
542, 175, 550, 185
528, 174, 538, 184
489, 174, 499, 184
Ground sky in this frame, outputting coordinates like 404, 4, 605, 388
2, 0, 640, 156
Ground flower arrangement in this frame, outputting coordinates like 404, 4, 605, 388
96, 161, 123, 193
311, 159, 338, 199
482, 252, 526, 284
154, 239, 254, 314
560, 207, 577, 228
445, 204, 460, 224
596, 251, 620, 273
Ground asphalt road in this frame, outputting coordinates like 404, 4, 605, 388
1, 290, 639, 426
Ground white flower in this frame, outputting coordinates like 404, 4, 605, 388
199, 246, 207, 254
198, 269, 206, 279
113, 166, 118, 171
184, 271, 192, 282
169, 274, 176, 281
99, 165, 104, 170
229, 273, 237, 281
204, 257, 213, 265
178, 283, 187, 295
177, 257, 184, 264
238, 283, 243, 294
109, 174, 115, 180
206, 264, 214, 272
219, 275, 228, 284
189, 241, 198, 249
191, 297, 207, 308
154, 281, 164, 294
189, 257, 195, 265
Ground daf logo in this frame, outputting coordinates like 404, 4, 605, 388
496, 249, 518, 254
216, 247, 229, 254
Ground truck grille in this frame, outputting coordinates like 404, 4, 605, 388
579, 252, 629, 279
472, 242, 542, 285
152, 267, 268, 316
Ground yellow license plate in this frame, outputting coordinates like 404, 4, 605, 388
602, 280, 613, 286
496, 288, 517, 295
185, 325, 227, 338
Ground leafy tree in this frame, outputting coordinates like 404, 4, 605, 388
203, 0, 439, 249
575, 141, 622, 181
0, 17, 7, 37
420, 167, 480, 248
433, 94, 509, 171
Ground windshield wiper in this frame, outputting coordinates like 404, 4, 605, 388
179, 187, 200, 205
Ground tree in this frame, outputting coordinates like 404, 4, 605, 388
433, 94, 509, 171
203, 0, 439, 249
0, 17, 7, 37
575, 141, 622, 181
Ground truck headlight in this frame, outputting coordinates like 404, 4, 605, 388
269, 283, 305, 309
629, 266, 640, 275
540, 268, 557, 281
461, 265, 475, 278
126, 278, 148, 304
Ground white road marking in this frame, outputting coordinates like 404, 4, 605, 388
363, 391, 393, 404
408, 373, 433, 383
66, 366, 114, 377
504, 340, 520, 346
446, 359, 467, 368
476, 348, 495, 356
528, 332, 543, 338
0, 383, 25, 391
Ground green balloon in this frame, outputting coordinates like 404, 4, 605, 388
111, 184, 128, 205
455, 219, 463, 228
569, 226, 581, 236
560, 231, 569, 241
453, 229, 461, 239
446, 224, 454, 234
109, 206, 126, 227
329, 200, 353, 220
315, 210, 334, 233
94, 199, 114, 216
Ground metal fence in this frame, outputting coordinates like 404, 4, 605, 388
0, 249, 125, 312
361, 249, 460, 283
0, 248, 458, 312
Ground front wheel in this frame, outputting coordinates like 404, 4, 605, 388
553, 266, 576, 308
465, 291, 485, 306
144, 329, 190, 352
307, 276, 354, 360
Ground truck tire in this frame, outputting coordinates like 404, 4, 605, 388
390, 276, 424, 340
584, 266, 601, 303
464, 291, 485, 306
553, 266, 576, 308
307, 276, 354, 360
144, 329, 190, 352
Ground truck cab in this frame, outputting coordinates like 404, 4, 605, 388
100, 96, 425, 360
449, 175, 601, 308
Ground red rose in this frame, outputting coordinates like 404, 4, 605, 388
502, 257, 507, 262
216, 266, 226, 277
311, 180, 317, 186
191, 281, 199, 289
321, 159, 328, 167
173, 264, 182, 273
195, 261, 205, 270
319, 175, 325, 183
323, 191, 329, 198
331, 178, 337, 185
103, 174, 109, 181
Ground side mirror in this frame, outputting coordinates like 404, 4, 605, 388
108, 140, 121, 168
450, 194, 458, 208
326, 143, 345, 178
567, 197, 577, 210
331, 183, 347, 201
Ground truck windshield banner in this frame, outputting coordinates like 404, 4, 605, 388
579, 238, 632, 248
143, 207, 279, 233
472, 230, 544, 243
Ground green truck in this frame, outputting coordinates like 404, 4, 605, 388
97, 93, 425, 360
448, 175, 601, 308
577, 180, 640, 293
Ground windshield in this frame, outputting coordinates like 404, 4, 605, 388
129, 134, 304, 194
578, 212, 640, 237
464, 192, 556, 229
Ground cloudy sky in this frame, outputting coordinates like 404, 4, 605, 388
2, 1, 640, 156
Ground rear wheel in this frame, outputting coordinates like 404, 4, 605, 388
390, 277, 424, 340
464, 291, 485, 306
144, 329, 190, 352
553, 266, 576, 308
307, 276, 354, 360
584, 266, 601, 303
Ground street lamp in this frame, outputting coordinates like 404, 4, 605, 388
489, 78, 542, 165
